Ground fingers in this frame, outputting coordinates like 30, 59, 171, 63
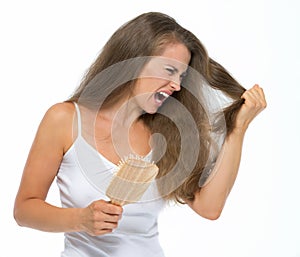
90, 200, 123, 223
95, 200, 123, 215
82, 200, 123, 236
255, 85, 267, 108
235, 84, 267, 131
241, 84, 267, 110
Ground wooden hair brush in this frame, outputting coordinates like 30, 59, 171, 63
106, 156, 159, 206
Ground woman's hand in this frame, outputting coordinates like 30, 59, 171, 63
189, 84, 266, 219
79, 200, 123, 236
235, 84, 267, 133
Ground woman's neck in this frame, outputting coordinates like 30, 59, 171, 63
98, 96, 143, 127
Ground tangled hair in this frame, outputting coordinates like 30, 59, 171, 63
68, 12, 246, 203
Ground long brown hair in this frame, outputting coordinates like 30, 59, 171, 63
68, 12, 246, 203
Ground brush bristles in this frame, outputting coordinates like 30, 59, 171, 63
106, 156, 159, 206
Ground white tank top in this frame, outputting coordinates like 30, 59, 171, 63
56, 102, 166, 257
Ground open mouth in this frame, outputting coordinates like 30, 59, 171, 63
154, 91, 170, 104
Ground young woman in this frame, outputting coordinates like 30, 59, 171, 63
14, 12, 266, 257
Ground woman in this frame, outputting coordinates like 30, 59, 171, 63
14, 12, 266, 257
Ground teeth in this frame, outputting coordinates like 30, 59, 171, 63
154, 91, 170, 104
159, 92, 169, 98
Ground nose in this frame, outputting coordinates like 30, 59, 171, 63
169, 80, 181, 91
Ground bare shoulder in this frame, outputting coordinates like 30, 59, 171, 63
38, 101, 76, 154
44, 101, 75, 122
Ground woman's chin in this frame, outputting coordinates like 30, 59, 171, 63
143, 106, 159, 114
141, 100, 163, 114
145, 110, 158, 115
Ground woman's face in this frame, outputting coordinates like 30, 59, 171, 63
132, 42, 191, 114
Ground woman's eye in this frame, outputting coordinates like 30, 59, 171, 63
180, 71, 187, 81
165, 67, 175, 75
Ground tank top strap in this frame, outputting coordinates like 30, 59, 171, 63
73, 102, 82, 136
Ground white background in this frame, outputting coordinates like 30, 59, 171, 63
1, 0, 299, 256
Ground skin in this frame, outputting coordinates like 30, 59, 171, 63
188, 84, 267, 219
13, 42, 267, 235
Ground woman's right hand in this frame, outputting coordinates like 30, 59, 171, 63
13, 103, 123, 235
79, 200, 123, 236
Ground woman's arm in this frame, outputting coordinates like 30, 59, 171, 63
13, 102, 122, 235
187, 84, 267, 220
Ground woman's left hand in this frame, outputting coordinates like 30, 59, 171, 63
234, 84, 267, 133
188, 84, 266, 219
